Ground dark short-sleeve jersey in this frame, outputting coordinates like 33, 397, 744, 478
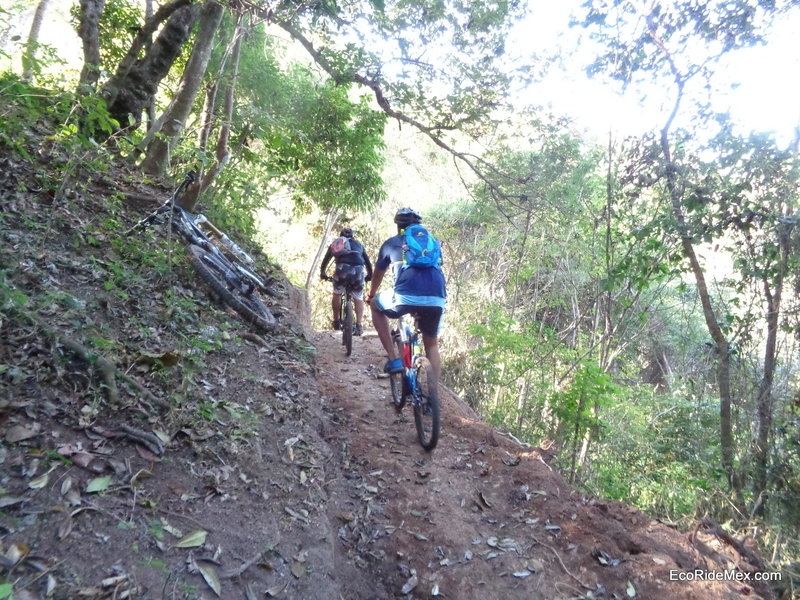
375, 234, 446, 299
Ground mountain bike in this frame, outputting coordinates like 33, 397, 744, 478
128, 171, 275, 332
340, 282, 355, 356
389, 314, 440, 451
322, 272, 358, 356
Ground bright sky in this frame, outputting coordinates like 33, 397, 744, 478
509, 1, 800, 147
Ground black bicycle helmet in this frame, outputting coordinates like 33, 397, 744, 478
339, 227, 354, 238
394, 207, 422, 228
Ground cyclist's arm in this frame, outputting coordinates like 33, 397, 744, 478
363, 251, 373, 280
320, 248, 333, 279
366, 268, 386, 302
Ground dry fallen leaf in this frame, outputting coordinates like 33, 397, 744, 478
198, 561, 221, 596
86, 475, 113, 493
244, 582, 259, 600
4, 543, 29, 566
401, 570, 418, 594
265, 582, 287, 597
175, 530, 208, 548
290, 561, 306, 578
28, 470, 51, 490
0, 496, 26, 509
6, 425, 39, 443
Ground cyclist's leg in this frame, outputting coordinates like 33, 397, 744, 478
331, 275, 346, 329
371, 291, 403, 371
417, 306, 444, 381
422, 336, 441, 382
349, 271, 365, 328
354, 298, 364, 325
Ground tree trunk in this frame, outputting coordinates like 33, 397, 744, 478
179, 15, 243, 211
104, 2, 199, 129
144, 0, 156, 130
22, 0, 51, 82
101, 0, 191, 110
753, 225, 790, 510
658, 89, 736, 490
77, 0, 107, 90
140, 0, 225, 176
306, 209, 340, 291
198, 21, 241, 152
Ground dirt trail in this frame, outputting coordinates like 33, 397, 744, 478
313, 328, 773, 600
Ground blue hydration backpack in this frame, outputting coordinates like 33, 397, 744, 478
401, 224, 442, 269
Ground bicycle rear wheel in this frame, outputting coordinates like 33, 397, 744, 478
341, 294, 353, 356
389, 331, 406, 411
187, 245, 274, 332
412, 357, 440, 451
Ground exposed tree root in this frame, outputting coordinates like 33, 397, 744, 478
242, 332, 270, 348
9, 303, 170, 410
531, 534, 593, 590
119, 424, 165, 455
691, 517, 766, 570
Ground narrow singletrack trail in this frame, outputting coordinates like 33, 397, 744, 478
311, 328, 764, 600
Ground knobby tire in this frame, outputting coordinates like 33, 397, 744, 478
187, 245, 273, 332
413, 357, 440, 451
389, 331, 406, 411
342, 294, 353, 356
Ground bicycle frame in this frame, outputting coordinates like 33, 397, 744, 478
339, 281, 360, 356
396, 315, 420, 387
392, 313, 430, 405
390, 312, 440, 451
132, 173, 265, 294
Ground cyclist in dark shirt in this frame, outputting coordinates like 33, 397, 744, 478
366, 208, 446, 377
320, 228, 372, 336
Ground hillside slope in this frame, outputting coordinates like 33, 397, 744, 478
0, 161, 778, 599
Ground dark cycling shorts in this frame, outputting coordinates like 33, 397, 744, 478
373, 291, 444, 337
332, 264, 365, 299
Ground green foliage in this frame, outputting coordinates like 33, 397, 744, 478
0, 72, 72, 158
233, 34, 387, 212
162, 25, 387, 233
0, 582, 13, 599
97, 0, 142, 72
584, 385, 728, 520
550, 362, 619, 426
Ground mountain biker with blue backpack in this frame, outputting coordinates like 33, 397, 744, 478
320, 227, 372, 336
366, 208, 446, 378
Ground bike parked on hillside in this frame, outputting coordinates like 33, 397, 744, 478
389, 313, 440, 451
128, 171, 275, 332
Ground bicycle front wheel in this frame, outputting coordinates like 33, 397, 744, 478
412, 357, 440, 451
342, 295, 353, 356
187, 245, 275, 332
389, 331, 406, 411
